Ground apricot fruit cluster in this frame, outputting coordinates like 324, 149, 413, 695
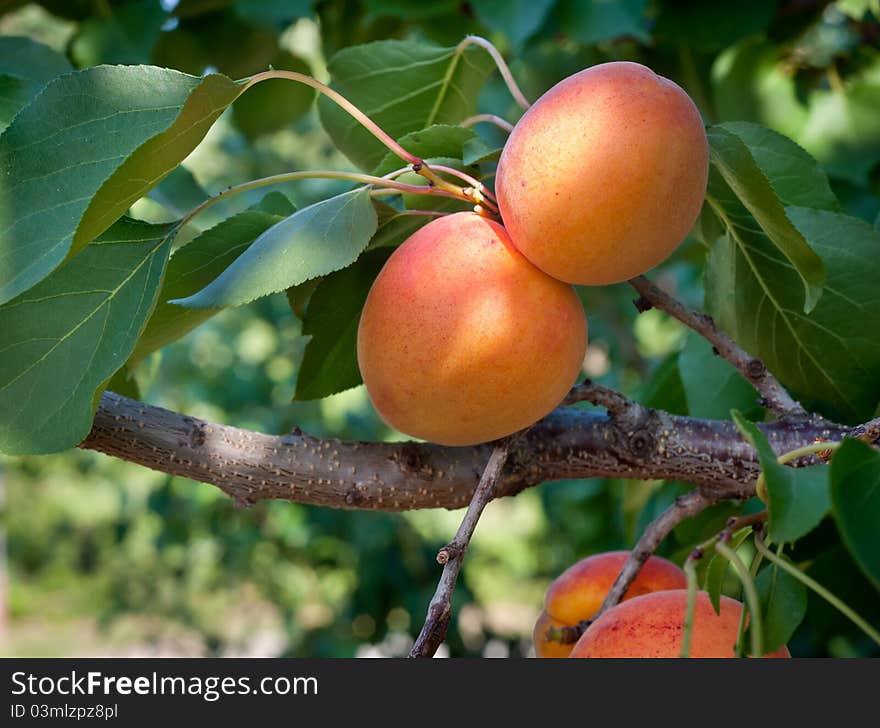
357, 61, 707, 446
533, 551, 791, 658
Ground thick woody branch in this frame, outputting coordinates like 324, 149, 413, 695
409, 443, 511, 658
80, 392, 851, 512
629, 275, 805, 416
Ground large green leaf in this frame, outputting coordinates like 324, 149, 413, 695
830, 438, 880, 589
678, 331, 762, 420
129, 196, 294, 367
295, 247, 392, 401
318, 40, 494, 171
174, 188, 378, 309
708, 123, 827, 312
706, 208, 880, 423
69, 1, 168, 67
0, 65, 242, 305
754, 562, 807, 653
732, 412, 831, 544
556, 0, 650, 45
0, 219, 173, 455
367, 199, 430, 250
472, 0, 554, 47
0, 36, 72, 132
372, 124, 477, 176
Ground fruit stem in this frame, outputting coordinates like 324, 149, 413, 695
243, 70, 421, 166
459, 35, 531, 110
715, 541, 763, 658
754, 534, 880, 648
175, 170, 471, 235
429, 164, 499, 205
681, 558, 699, 658
459, 113, 515, 133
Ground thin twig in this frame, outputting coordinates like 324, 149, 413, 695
629, 275, 805, 416
409, 441, 513, 658
563, 380, 634, 415
459, 113, 515, 133
459, 36, 531, 110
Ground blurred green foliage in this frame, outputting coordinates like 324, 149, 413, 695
0, 0, 878, 657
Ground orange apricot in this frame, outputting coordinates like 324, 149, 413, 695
356, 212, 587, 446
569, 590, 791, 658
533, 550, 686, 657
496, 61, 709, 286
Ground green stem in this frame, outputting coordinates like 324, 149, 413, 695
681, 558, 699, 658
754, 536, 880, 647
459, 35, 531, 110
716, 541, 763, 658
459, 113, 515, 133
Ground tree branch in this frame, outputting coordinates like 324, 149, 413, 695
80, 392, 852, 512
409, 442, 512, 658
629, 275, 805, 416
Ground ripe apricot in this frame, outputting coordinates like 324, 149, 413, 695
533, 551, 686, 657
356, 212, 587, 446
496, 61, 709, 286
569, 590, 791, 658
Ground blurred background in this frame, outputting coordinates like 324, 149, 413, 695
1, 0, 878, 657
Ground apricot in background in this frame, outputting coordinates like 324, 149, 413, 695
496, 61, 709, 286
357, 212, 587, 446
569, 589, 791, 658
533, 550, 686, 657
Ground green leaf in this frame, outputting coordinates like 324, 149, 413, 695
235, 0, 313, 28
372, 124, 477, 176
654, 0, 776, 53
0, 36, 72, 132
174, 188, 378, 309
0, 219, 173, 455
830, 438, 880, 590
462, 137, 503, 166
706, 208, 880, 423
732, 412, 831, 543
678, 331, 762, 420
705, 528, 752, 614
472, 0, 554, 47
367, 199, 430, 250
129, 202, 292, 368
0, 66, 242, 306
69, 1, 168, 67
754, 561, 808, 653
557, 0, 650, 45
146, 166, 209, 220
638, 353, 688, 416
232, 52, 316, 139
295, 248, 392, 400
708, 124, 826, 312
318, 40, 494, 171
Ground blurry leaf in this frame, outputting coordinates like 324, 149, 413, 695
557, 0, 650, 45
363, 0, 459, 21
0, 219, 173, 455
146, 166, 209, 220
0, 66, 242, 305
706, 208, 880, 423
472, 0, 554, 47
235, 0, 313, 28
286, 278, 321, 320
295, 248, 392, 400
373, 124, 477, 176
837, 0, 880, 19
462, 137, 503, 165
129, 203, 291, 367
732, 412, 831, 543
174, 188, 377, 309
830, 438, 880, 589
232, 52, 316, 138
708, 124, 826, 312
654, 0, 777, 53
70, 1, 168, 67
0, 36, 72, 131
705, 528, 752, 614
318, 40, 494, 171
367, 199, 429, 249
678, 331, 762, 420
104, 366, 141, 400
754, 561, 808, 653
638, 353, 688, 416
